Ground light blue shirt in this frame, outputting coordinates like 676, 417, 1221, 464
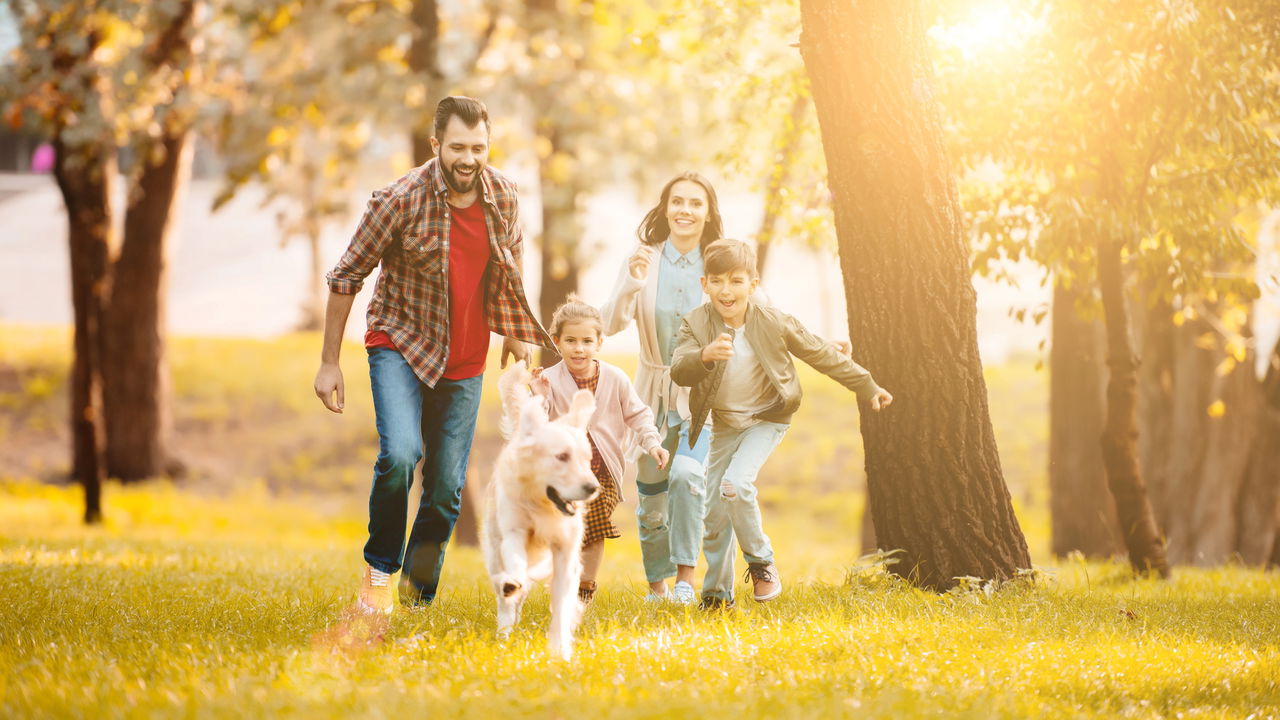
654, 240, 703, 425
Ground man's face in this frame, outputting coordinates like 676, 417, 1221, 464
431, 116, 490, 195
701, 268, 758, 327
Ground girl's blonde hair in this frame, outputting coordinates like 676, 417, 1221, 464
549, 294, 604, 338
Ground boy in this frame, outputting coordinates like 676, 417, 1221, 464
670, 239, 893, 605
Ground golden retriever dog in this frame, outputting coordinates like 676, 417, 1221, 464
482, 361, 599, 661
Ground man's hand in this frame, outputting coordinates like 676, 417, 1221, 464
649, 446, 671, 470
628, 245, 656, 281
314, 362, 345, 413
701, 333, 735, 363
501, 336, 530, 368
871, 388, 894, 411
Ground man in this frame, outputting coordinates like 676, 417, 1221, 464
314, 96, 552, 613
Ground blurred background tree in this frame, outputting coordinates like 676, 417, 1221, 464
933, 0, 1280, 570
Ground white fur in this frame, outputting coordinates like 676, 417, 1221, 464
482, 360, 599, 661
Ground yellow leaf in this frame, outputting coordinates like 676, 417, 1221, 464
1172, 310, 1185, 327
267, 127, 288, 147
1207, 400, 1226, 418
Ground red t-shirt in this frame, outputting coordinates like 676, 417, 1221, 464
364, 202, 492, 379
442, 201, 492, 378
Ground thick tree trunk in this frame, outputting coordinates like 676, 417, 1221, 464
1096, 238, 1170, 576
53, 138, 115, 523
1236, 337, 1280, 565
104, 132, 191, 481
1049, 280, 1120, 557
799, 0, 1030, 590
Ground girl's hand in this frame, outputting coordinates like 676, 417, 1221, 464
649, 446, 671, 470
628, 245, 656, 281
530, 366, 550, 396
871, 388, 893, 411
701, 333, 734, 363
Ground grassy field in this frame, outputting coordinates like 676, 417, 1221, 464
2, 324, 1278, 717
3, 481, 1279, 718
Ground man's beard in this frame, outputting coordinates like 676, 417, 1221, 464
444, 162, 480, 194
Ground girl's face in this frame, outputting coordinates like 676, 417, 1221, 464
665, 180, 709, 247
553, 321, 602, 376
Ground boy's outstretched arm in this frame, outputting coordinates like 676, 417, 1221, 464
783, 312, 889, 406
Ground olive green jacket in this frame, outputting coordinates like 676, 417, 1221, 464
670, 302, 883, 447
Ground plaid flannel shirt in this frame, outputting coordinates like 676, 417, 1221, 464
326, 158, 554, 387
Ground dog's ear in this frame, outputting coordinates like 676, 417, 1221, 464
516, 396, 549, 448
563, 389, 595, 430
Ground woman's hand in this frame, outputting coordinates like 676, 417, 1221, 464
628, 245, 656, 281
649, 446, 671, 470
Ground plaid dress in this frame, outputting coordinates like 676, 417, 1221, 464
574, 366, 622, 546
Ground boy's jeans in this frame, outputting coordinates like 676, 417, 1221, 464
635, 418, 734, 588
363, 347, 483, 605
700, 420, 789, 601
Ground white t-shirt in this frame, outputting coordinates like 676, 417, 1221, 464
712, 327, 781, 431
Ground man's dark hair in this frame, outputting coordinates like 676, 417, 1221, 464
433, 96, 490, 139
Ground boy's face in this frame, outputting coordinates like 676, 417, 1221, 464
701, 269, 758, 327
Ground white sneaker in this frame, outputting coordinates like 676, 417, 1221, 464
671, 580, 696, 605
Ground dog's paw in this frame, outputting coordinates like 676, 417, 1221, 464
497, 627, 512, 641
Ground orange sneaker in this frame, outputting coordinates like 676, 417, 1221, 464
358, 565, 395, 615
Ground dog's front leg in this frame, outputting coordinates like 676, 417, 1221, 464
496, 584, 527, 640
496, 533, 530, 597
546, 543, 583, 662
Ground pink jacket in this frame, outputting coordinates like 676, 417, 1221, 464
542, 360, 662, 497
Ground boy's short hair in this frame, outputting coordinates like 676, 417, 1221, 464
703, 238, 758, 279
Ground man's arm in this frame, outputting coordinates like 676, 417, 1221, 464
314, 291, 357, 413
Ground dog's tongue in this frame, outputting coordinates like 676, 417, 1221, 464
545, 486, 576, 517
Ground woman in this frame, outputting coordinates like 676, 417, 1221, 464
601, 171, 733, 606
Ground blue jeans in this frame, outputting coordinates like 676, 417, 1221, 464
363, 347, 483, 605
635, 418, 734, 592
700, 421, 789, 601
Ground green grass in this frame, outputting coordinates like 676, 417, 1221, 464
3, 482, 1279, 719
4, 323, 1276, 716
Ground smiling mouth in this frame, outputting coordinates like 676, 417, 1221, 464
546, 486, 577, 517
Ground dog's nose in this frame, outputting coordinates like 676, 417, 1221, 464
583, 481, 600, 496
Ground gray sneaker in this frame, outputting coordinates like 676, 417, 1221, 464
671, 580, 697, 605
745, 563, 782, 602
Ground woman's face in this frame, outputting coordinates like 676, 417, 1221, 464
665, 180, 709, 247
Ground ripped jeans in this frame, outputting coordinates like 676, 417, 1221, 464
635, 418, 734, 593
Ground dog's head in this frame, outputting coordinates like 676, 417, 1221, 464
514, 388, 600, 517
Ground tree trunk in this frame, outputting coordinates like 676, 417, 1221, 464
104, 131, 191, 481
1096, 238, 1170, 576
1135, 297, 1176, 533
535, 125, 582, 367
799, 0, 1030, 590
1236, 336, 1280, 565
52, 138, 115, 523
409, 0, 444, 164
755, 93, 808, 280
1049, 280, 1120, 557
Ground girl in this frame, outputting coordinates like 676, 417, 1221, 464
535, 296, 671, 604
